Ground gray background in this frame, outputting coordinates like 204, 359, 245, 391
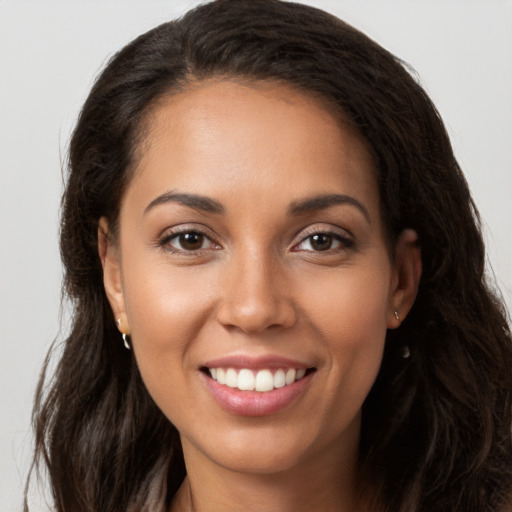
1, 1, 511, 510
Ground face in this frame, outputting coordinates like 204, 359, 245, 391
101, 80, 419, 478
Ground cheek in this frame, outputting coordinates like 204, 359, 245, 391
120, 257, 218, 400
301, 261, 391, 341
123, 252, 217, 341
300, 263, 390, 392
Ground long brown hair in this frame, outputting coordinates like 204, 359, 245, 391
26, 1, 512, 511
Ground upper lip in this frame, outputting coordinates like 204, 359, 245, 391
203, 354, 313, 370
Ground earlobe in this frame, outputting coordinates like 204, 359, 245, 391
388, 229, 422, 328
98, 217, 129, 333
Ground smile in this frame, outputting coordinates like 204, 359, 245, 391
207, 367, 307, 392
200, 361, 316, 416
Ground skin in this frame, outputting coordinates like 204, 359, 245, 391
99, 80, 421, 512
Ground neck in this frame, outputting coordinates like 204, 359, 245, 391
170, 437, 363, 512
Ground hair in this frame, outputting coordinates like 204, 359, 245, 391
26, 1, 512, 511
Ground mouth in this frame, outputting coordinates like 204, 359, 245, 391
201, 366, 314, 392
200, 361, 317, 416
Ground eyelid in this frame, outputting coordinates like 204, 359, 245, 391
156, 223, 353, 255
157, 224, 222, 253
291, 224, 354, 251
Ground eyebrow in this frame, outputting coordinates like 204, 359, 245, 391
288, 193, 371, 223
144, 190, 370, 223
144, 191, 225, 215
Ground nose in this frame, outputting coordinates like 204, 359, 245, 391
216, 249, 297, 334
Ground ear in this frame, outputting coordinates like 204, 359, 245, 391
387, 229, 422, 329
98, 217, 130, 335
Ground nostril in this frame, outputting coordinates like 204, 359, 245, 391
216, 298, 297, 334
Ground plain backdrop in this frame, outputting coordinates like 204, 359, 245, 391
1, 1, 511, 510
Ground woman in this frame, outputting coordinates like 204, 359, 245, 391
26, 1, 512, 511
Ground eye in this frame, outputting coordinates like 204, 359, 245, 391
294, 231, 352, 252
162, 230, 218, 252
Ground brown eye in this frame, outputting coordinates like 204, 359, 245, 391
298, 233, 338, 252
309, 234, 333, 251
179, 232, 204, 250
294, 231, 352, 252
167, 231, 211, 251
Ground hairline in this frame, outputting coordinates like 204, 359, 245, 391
113, 73, 395, 255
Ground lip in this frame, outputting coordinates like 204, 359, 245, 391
203, 354, 311, 370
199, 354, 315, 416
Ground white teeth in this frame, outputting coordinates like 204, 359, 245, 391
216, 368, 226, 385
296, 368, 306, 380
285, 368, 296, 385
274, 369, 286, 388
237, 369, 255, 391
255, 369, 274, 392
225, 368, 238, 388
208, 367, 309, 392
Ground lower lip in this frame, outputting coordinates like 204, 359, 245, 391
201, 371, 313, 416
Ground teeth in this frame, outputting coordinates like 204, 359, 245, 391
208, 367, 308, 392
285, 368, 296, 385
274, 369, 286, 388
255, 369, 274, 392
296, 368, 306, 380
237, 369, 255, 391
216, 368, 226, 385
225, 368, 238, 388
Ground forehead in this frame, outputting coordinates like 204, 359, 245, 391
126, 79, 380, 220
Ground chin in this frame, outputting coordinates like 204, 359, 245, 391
181, 414, 360, 477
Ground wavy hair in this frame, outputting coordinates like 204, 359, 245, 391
26, 1, 512, 511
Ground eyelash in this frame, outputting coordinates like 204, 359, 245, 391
158, 227, 220, 255
157, 226, 354, 255
291, 228, 354, 253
